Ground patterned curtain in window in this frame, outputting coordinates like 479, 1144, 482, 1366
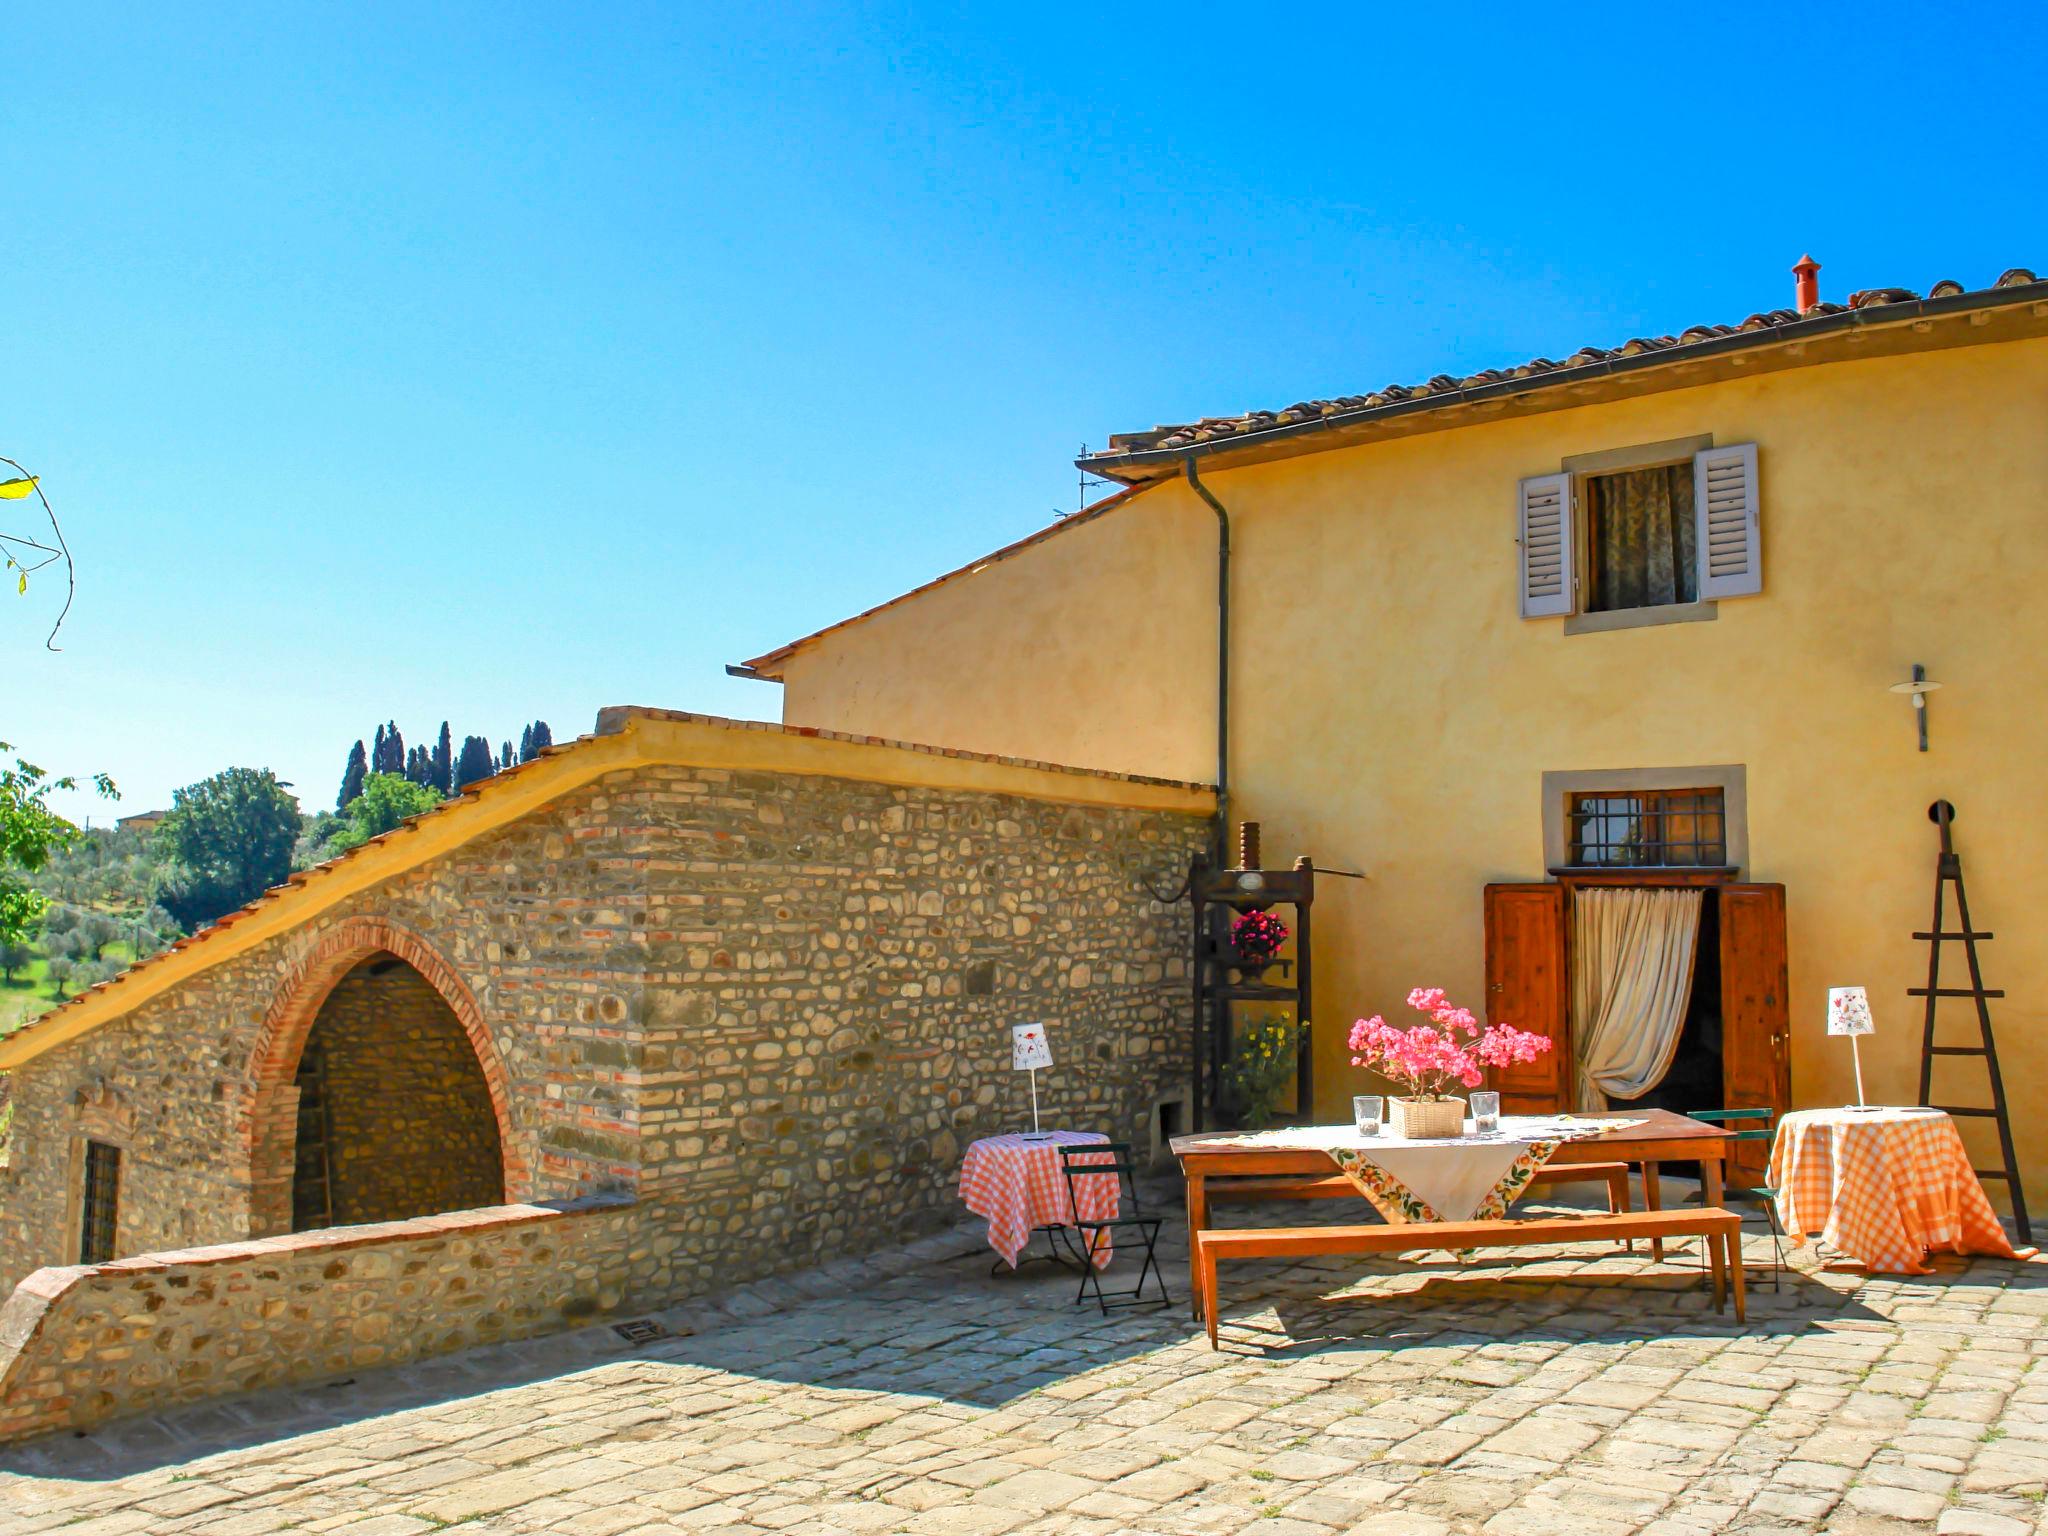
1588, 465, 1696, 609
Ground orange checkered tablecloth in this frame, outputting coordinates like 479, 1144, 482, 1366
1770, 1107, 2029, 1276
958, 1131, 1119, 1269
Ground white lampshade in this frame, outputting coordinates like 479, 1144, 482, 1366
1011, 1022, 1053, 1071
1827, 986, 1875, 1037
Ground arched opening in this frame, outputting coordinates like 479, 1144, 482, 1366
287, 951, 506, 1230
245, 916, 526, 1237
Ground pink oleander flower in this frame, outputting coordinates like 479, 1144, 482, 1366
1347, 987, 1553, 1100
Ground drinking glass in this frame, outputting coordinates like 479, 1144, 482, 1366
1471, 1090, 1502, 1135
1352, 1095, 1384, 1136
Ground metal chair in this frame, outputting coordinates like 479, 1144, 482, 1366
1057, 1142, 1171, 1314
1688, 1107, 1786, 1292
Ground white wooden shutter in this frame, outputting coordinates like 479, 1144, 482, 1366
1517, 472, 1573, 618
1694, 443, 1762, 599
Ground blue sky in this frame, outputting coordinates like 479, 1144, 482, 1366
10, 2, 2046, 822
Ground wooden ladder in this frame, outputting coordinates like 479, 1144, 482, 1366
291, 1038, 337, 1231
1911, 800, 2029, 1243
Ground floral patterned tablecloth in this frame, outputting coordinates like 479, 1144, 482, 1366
1196, 1117, 1645, 1225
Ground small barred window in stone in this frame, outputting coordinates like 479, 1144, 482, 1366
80, 1141, 121, 1265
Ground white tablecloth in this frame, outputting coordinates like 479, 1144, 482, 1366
1201, 1116, 1644, 1223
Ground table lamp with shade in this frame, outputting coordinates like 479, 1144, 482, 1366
1012, 1022, 1054, 1138
1828, 986, 1877, 1107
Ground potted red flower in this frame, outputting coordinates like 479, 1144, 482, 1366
1229, 909, 1289, 971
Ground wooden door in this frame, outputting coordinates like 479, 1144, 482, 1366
1483, 883, 1570, 1112
1720, 882, 1790, 1185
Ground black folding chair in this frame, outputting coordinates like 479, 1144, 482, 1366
1058, 1141, 1171, 1314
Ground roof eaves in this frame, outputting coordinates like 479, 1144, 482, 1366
1081, 278, 2048, 481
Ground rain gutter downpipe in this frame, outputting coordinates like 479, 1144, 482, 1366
1183, 456, 1230, 863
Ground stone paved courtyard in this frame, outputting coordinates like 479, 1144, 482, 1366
3, 1187, 2044, 1536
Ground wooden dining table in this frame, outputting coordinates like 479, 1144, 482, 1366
1172, 1107, 1736, 1266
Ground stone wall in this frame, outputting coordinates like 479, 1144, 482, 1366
0, 1196, 642, 1445
303, 960, 505, 1227
0, 715, 1209, 1357
619, 764, 1199, 1296
0, 784, 660, 1294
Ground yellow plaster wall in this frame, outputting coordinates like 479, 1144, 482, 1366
779, 488, 1219, 782
782, 336, 2048, 1215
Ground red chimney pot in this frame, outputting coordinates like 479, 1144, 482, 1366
1793, 254, 1821, 314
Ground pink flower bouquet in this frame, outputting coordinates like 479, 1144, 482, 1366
1347, 988, 1552, 1102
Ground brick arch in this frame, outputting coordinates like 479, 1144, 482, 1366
244, 915, 529, 1236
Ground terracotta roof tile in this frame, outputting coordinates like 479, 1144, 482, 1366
1094, 268, 2040, 464
739, 263, 2046, 680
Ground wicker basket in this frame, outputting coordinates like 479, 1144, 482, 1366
1389, 1095, 1467, 1139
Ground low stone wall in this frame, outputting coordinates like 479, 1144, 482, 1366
0, 712, 1213, 1445
0, 1195, 639, 1445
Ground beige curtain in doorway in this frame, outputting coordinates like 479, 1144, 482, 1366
1572, 886, 1703, 1111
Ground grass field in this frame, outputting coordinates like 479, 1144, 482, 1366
0, 942, 142, 1037
0, 979, 48, 1036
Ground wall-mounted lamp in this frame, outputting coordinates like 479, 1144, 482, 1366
1888, 664, 1942, 752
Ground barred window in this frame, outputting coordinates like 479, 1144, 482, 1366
1568, 788, 1727, 868
80, 1141, 121, 1265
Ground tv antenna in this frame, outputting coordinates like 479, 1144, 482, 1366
1059, 445, 1109, 518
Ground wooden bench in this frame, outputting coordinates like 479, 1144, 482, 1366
1194, 1207, 1745, 1349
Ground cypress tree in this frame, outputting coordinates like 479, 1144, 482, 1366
500, 740, 516, 771
337, 741, 368, 812
371, 724, 386, 776
519, 724, 533, 763
382, 721, 406, 776
530, 720, 553, 753
433, 723, 454, 795
455, 735, 495, 790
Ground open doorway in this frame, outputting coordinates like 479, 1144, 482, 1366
1606, 892, 1722, 1117
1483, 877, 1787, 1183
289, 952, 505, 1231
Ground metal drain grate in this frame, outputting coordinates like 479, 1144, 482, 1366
611, 1317, 671, 1344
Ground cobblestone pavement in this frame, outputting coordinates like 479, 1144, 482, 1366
3, 1186, 2044, 1536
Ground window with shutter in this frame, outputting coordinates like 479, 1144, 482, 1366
1694, 443, 1762, 599
1517, 473, 1573, 618
1518, 439, 1762, 622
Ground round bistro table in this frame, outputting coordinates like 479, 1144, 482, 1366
1769, 1106, 2027, 1275
958, 1130, 1118, 1271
